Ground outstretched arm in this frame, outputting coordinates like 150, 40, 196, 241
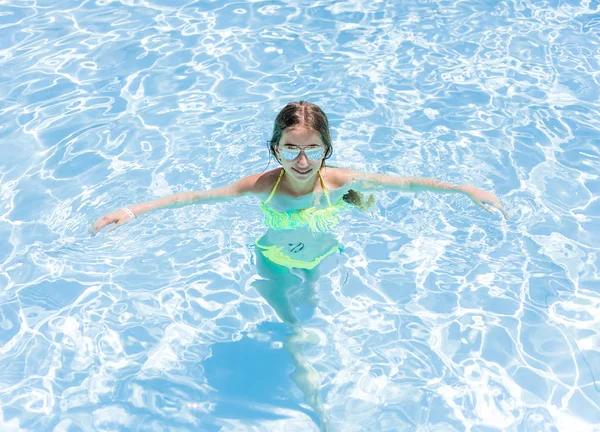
90, 174, 261, 234
338, 169, 509, 218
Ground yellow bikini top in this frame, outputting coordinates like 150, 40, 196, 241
260, 169, 350, 232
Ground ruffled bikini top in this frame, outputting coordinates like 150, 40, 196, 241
260, 169, 351, 232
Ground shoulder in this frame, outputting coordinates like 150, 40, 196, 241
322, 167, 394, 192
321, 167, 365, 188
235, 168, 282, 194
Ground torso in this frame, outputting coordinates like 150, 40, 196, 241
252, 167, 355, 268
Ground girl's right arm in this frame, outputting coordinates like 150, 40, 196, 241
90, 173, 263, 234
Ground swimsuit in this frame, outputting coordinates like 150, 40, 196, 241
260, 169, 349, 232
256, 169, 351, 269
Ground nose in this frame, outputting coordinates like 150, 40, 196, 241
296, 150, 309, 167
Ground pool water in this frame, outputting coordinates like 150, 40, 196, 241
1, 1, 599, 431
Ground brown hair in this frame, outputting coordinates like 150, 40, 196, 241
342, 189, 376, 212
268, 101, 333, 165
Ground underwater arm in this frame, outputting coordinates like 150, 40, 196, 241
341, 169, 509, 218
90, 174, 260, 234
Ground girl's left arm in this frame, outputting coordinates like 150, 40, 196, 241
337, 168, 509, 218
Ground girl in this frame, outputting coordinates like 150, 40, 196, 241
91, 101, 508, 269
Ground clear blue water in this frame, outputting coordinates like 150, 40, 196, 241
1, 1, 599, 431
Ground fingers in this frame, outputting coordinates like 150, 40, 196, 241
91, 216, 112, 233
89, 213, 120, 235
89, 220, 105, 235
91, 209, 137, 234
485, 197, 510, 219
477, 198, 510, 219
497, 205, 510, 219
476, 200, 494, 214
89, 222, 108, 235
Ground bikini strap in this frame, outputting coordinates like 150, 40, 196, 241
318, 170, 332, 206
264, 169, 284, 204
265, 169, 331, 206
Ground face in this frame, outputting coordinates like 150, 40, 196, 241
275, 128, 326, 183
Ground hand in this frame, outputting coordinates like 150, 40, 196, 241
90, 208, 135, 234
460, 185, 510, 219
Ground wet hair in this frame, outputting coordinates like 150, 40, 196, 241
268, 101, 333, 165
342, 189, 376, 212
268, 101, 375, 213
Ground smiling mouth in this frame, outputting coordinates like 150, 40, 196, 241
293, 168, 312, 175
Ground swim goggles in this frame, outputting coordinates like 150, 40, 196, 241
279, 146, 324, 161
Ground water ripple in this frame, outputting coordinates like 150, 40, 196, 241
1, 0, 600, 431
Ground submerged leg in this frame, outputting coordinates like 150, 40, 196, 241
286, 325, 330, 432
252, 250, 303, 325
252, 250, 330, 431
